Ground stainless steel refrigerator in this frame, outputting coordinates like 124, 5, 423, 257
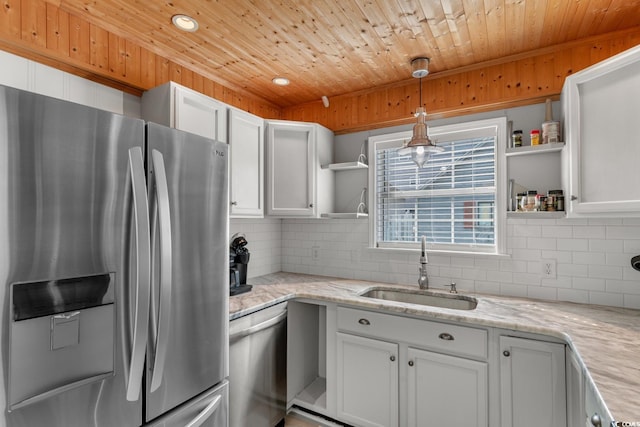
0, 84, 229, 427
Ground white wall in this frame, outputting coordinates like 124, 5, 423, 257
0, 50, 124, 114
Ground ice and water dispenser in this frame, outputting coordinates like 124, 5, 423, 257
8, 273, 115, 410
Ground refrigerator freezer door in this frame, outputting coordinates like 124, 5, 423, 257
0, 85, 145, 426
145, 123, 229, 421
146, 381, 228, 427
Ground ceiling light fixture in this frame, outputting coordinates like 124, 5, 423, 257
398, 57, 444, 168
172, 14, 199, 32
272, 77, 290, 86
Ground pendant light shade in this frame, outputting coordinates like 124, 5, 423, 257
398, 57, 443, 168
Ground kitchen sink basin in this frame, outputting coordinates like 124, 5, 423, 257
360, 288, 477, 310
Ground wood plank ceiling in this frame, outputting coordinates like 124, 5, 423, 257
49, 0, 640, 108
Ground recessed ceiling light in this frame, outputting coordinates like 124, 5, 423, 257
172, 14, 199, 32
272, 77, 290, 86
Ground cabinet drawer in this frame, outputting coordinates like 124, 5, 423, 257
337, 306, 487, 359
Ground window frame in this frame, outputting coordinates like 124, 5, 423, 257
367, 117, 507, 255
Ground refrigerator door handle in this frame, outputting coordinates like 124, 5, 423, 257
126, 147, 152, 402
184, 394, 222, 427
149, 149, 173, 392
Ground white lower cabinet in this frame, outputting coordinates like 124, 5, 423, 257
407, 347, 488, 427
335, 306, 489, 427
499, 336, 566, 427
336, 333, 398, 427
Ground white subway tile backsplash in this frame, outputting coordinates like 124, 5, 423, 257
572, 251, 605, 265
589, 265, 623, 280
527, 286, 558, 301
527, 237, 557, 250
557, 263, 589, 278
238, 215, 640, 309
607, 225, 640, 239
557, 289, 590, 304
573, 225, 605, 239
606, 279, 640, 294
557, 239, 589, 252
541, 225, 573, 239
500, 283, 528, 297
510, 272, 540, 286
588, 291, 624, 307
623, 294, 640, 310
623, 240, 640, 253
572, 277, 606, 292
512, 224, 542, 237
589, 239, 623, 253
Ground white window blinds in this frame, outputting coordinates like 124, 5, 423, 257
369, 118, 506, 253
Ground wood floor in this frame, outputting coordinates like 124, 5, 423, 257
284, 413, 322, 427
284, 410, 343, 427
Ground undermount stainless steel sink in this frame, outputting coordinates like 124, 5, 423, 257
360, 288, 478, 310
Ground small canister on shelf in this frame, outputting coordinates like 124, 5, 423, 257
537, 194, 547, 211
548, 190, 564, 211
530, 129, 540, 146
512, 130, 523, 147
516, 192, 525, 211
522, 190, 537, 211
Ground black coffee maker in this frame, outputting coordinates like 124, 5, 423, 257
229, 233, 252, 296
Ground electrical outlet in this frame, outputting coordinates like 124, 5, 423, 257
312, 246, 320, 261
541, 259, 556, 278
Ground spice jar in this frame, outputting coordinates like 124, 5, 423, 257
512, 130, 523, 147
516, 192, 525, 211
530, 129, 540, 146
548, 190, 564, 211
522, 190, 537, 211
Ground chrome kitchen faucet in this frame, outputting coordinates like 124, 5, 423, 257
418, 235, 429, 289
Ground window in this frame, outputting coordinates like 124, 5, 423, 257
368, 117, 506, 254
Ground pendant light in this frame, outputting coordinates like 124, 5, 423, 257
398, 57, 443, 168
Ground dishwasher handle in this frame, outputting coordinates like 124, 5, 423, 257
230, 310, 287, 342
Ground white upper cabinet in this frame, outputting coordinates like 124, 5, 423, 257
562, 44, 640, 216
229, 109, 264, 218
265, 120, 334, 217
141, 81, 227, 143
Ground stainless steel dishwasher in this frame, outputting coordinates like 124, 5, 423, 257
229, 302, 287, 427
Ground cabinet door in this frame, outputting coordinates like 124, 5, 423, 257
499, 336, 566, 427
562, 45, 640, 215
266, 121, 315, 216
407, 348, 488, 427
229, 110, 264, 217
566, 347, 584, 427
336, 333, 398, 427
585, 378, 613, 427
174, 86, 227, 142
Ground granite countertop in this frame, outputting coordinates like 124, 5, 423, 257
229, 272, 640, 422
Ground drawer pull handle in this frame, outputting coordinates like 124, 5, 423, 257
438, 332, 454, 341
590, 413, 602, 426
390, 355, 395, 362
408, 360, 414, 367
358, 318, 370, 326
503, 350, 511, 357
